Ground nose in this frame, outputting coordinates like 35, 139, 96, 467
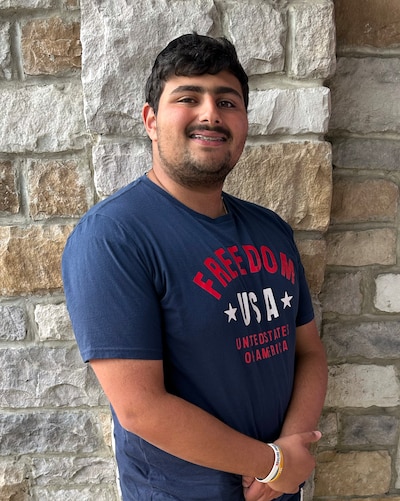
199, 96, 221, 124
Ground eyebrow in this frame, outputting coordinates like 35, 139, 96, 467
170, 85, 243, 100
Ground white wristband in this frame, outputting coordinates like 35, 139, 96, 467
255, 443, 282, 483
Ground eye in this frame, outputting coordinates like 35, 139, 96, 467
177, 96, 197, 104
218, 100, 235, 108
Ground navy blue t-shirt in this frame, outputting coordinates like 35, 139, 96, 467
62, 175, 314, 500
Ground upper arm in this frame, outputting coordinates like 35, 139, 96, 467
295, 319, 326, 359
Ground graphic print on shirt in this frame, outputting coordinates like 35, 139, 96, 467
193, 243, 296, 365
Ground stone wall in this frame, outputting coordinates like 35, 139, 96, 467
5, 0, 395, 499
315, 0, 400, 499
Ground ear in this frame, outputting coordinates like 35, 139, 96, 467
142, 103, 157, 141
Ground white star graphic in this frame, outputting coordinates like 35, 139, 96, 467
224, 303, 238, 322
281, 291, 293, 309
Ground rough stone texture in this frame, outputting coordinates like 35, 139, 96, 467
318, 412, 338, 447
329, 57, 400, 135
0, 82, 87, 153
323, 321, 400, 361
248, 88, 331, 136
325, 364, 400, 408
32, 486, 118, 501
331, 177, 399, 224
341, 414, 398, 447
375, 274, 400, 312
34, 303, 74, 341
0, 224, 73, 295
326, 229, 396, 266
315, 450, 391, 496
0, 460, 30, 501
296, 239, 327, 295
22, 17, 81, 75
0, 305, 26, 340
93, 141, 151, 197
0, 0, 54, 6
225, 1, 285, 75
320, 272, 363, 315
0, 411, 104, 454
0, 21, 12, 79
335, 0, 400, 48
81, 0, 215, 135
27, 159, 93, 218
288, 0, 336, 78
332, 137, 400, 171
224, 142, 332, 232
0, 346, 106, 408
0, 161, 19, 214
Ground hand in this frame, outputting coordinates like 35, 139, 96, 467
242, 476, 283, 501
267, 431, 321, 494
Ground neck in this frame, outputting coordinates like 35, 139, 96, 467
147, 168, 227, 218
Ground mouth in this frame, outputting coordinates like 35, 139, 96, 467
187, 126, 230, 144
189, 133, 227, 142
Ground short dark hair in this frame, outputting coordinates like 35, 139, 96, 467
145, 33, 249, 114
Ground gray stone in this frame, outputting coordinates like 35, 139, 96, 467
34, 303, 74, 341
0, 21, 12, 80
81, 0, 215, 135
32, 486, 119, 501
321, 272, 363, 315
375, 274, 400, 312
248, 87, 331, 136
0, 0, 54, 6
323, 321, 400, 360
0, 411, 104, 454
288, 0, 336, 78
329, 57, 400, 134
332, 137, 400, 171
341, 414, 398, 446
93, 141, 151, 197
0, 346, 106, 407
318, 413, 338, 447
225, 1, 285, 75
0, 305, 26, 340
0, 82, 87, 153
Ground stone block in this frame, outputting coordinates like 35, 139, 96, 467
288, 0, 336, 78
318, 412, 338, 447
375, 274, 400, 312
93, 141, 151, 197
315, 450, 391, 496
34, 303, 74, 341
0, 0, 54, 6
0, 411, 104, 454
248, 87, 331, 136
81, 0, 215, 134
341, 414, 398, 447
32, 486, 118, 501
323, 321, 400, 361
335, 0, 400, 48
329, 57, 400, 135
22, 17, 81, 76
225, 1, 285, 75
0, 224, 73, 295
0, 21, 12, 80
326, 228, 396, 266
0, 82, 86, 153
0, 305, 26, 340
0, 346, 106, 407
296, 239, 327, 294
332, 137, 400, 171
325, 364, 400, 408
0, 161, 19, 214
321, 272, 363, 315
224, 142, 332, 231
0, 459, 30, 501
331, 177, 398, 224
27, 159, 93, 219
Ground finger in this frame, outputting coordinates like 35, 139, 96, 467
300, 430, 322, 445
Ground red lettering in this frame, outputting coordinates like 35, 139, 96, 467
228, 246, 247, 275
215, 248, 238, 279
280, 252, 295, 284
192, 272, 221, 300
260, 246, 278, 273
243, 245, 261, 273
204, 257, 232, 287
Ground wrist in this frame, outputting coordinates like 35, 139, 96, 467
255, 443, 284, 484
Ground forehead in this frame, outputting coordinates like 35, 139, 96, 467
161, 70, 245, 100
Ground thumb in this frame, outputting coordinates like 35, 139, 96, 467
300, 430, 322, 445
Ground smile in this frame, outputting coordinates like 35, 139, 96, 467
190, 134, 226, 142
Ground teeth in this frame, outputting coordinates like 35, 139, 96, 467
191, 134, 224, 141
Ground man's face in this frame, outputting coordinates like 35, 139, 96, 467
143, 70, 249, 188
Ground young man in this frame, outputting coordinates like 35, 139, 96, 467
62, 34, 327, 501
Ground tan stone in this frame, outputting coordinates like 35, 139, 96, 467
0, 161, 19, 214
296, 239, 327, 294
315, 450, 391, 496
27, 159, 92, 219
22, 17, 81, 75
326, 228, 396, 266
331, 177, 399, 224
224, 142, 332, 232
0, 460, 30, 501
335, 0, 400, 48
0, 225, 73, 295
